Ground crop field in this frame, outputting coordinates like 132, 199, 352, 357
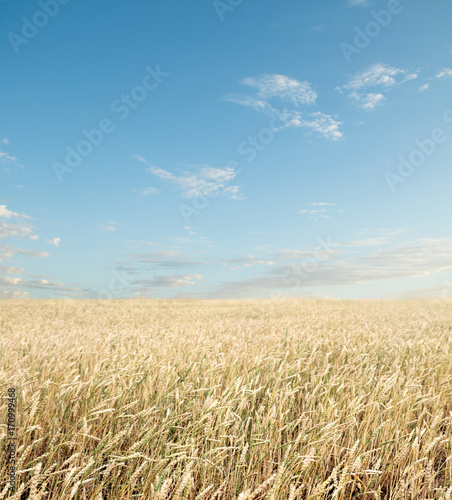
1, 299, 452, 499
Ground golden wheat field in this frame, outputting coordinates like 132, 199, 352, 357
1, 300, 452, 499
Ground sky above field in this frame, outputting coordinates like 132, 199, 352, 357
1, 0, 452, 300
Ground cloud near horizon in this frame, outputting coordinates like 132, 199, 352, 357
91, 230, 452, 299
0, 204, 84, 298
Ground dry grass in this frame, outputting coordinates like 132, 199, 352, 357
1, 299, 452, 499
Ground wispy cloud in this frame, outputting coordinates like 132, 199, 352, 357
225, 74, 343, 140
129, 250, 201, 270
299, 112, 343, 141
89, 228, 452, 299
223, 94, 276, 115
0, 147, 24, 170
348, 0, 368, 6
45, 237, 61, 247
0, 245, 49, 261
132, 274, 203, 289
0, 290, 30, 299
344, 64, 418, 89
0, 204, 49, 269
436, 68, 452, 81
340, 63, 419, 111
206, 236, 452, 298
0, 274, 83, 299
97, 222, 117, 232
0, 222, 35, 241
298, 202, 343, 220
417, 83, 430, 92
136, 187, 159, 197
241, 74, 318, 106
223, 94, 304, 131
222, 256, 275, 270
348, 91, 386, 111
140, 158, 243, 200
0, 204, 38, 242
0, 205, 86, 298
0, 205, 31, 219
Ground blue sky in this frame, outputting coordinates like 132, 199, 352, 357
1, 0, 452, 299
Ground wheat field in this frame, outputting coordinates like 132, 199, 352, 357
0, 300, 451, 499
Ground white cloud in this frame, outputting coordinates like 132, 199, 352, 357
0, 222, 34, 241
241, 74, 317, 106
0, 205, 36, 242
1, 138, 10, 145
417, 83, 430, 92
0, 205, 31, 219
96, 230, 452, 299
340, 237, 393, 247
145, 162, 243, 200
344, 64, 418, 90
45, 237, 61, 247
349, 91, 386, 111
0, 290, 30, 299
300, 112, 343, 140
0, 266, 25, 275
183, 226, 197, 235
13, 247, 50, 258
0, 245, 50, 261
0, 205, 76, 298
223, 256, 275, 270
223, 94, 272, 114
98, 224, 116, 232
0, 150, 24, 169
0, 272, 82, 298
129, 249, 203, 271
136, 187, 159, 196
298, 202, 343, 220
436, 68, 452, 81
225, 77, 342, 140
0, 277, 23, 285
223, 185, 245, 200
147, 165, 176, 180
348, 0, 368, 5
207, 236, 452, 298
223, 97, 305, 132
341, 63, 419, 111
133, 274, 203, 289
